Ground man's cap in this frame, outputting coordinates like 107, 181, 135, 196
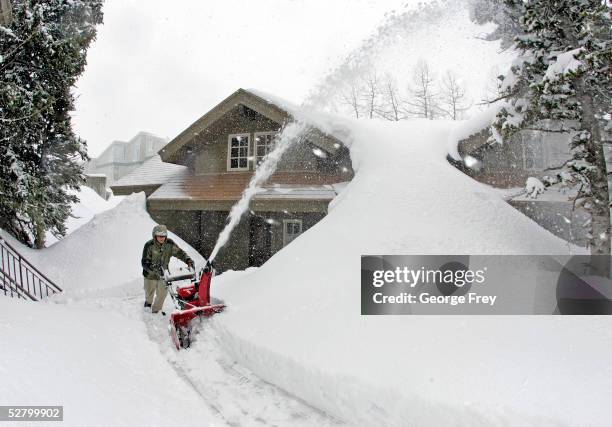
152, 224, 168, 237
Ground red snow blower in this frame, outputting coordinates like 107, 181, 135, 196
164, 261, 225, 350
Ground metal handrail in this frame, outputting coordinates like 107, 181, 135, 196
0, 270, 36, 300
0, 237, 62, 301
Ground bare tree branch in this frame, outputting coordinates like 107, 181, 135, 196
360, 71, 383, 119
403, 59, 439, 119
439, 70, 471, 120
378, 74, 406, 121
338, 82, 362, 119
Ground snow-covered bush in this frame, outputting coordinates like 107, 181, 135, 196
525, 177, 545, 198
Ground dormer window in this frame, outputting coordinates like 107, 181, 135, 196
254, 132, 278, 167
227, 133, 250, 171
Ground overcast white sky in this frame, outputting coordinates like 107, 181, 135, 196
73, 0, 411, 156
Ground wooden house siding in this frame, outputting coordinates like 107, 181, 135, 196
170, 101, 351, 179
148, 208, 326, 270
160, 89, 344, 165
189, 107, 281, 173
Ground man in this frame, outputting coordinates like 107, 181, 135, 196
141, 224, 194, 314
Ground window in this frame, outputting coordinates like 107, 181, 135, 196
227, 134, 250, 170
283, 219, 303, 246
254, 132, 277, 167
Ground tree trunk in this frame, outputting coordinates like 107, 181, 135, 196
580, 91, 610, 261
34, 220, 46, 249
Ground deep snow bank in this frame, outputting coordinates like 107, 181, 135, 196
1, 192, 204, 292
45, 186, 124, 246
212, 116, 608, 426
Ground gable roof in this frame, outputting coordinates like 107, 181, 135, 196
159, 88, 344, 165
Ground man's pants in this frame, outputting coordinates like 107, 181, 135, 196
144, 278, 167, 313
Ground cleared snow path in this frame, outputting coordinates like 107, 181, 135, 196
51, 281, 341, 427
0, 296, 222, 427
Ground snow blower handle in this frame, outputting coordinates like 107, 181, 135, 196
164, 269, 197, 284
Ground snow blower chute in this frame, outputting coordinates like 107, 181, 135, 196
165, 261, 225, 349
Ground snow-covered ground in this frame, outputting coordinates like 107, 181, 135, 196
2, 114, 610, 426
0, 194, 338, 427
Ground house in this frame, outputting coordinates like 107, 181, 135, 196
140, 89, 354, 271
84, 132, 168, 186
84, 174, 108, 200
455, 124, 572, 188
454, 123, 610, 246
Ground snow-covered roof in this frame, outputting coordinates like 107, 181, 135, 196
128, 131, 168, 143
447, 106, 499, 160
111, 155, 188, 188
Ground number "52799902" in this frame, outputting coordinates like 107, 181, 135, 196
1, 406, 63, 421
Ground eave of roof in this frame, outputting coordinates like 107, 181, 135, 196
147, 171, 348, 202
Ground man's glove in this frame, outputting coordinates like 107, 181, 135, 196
148, 263, 162, 277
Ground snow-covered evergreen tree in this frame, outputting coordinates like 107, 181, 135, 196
491, 0, 611, 255
0, 0, 103, 247
468, 0, 523, 50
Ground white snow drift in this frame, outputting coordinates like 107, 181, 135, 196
2, 100, 610, 426
209, 101, 608, 427
44, 186, 124, 246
